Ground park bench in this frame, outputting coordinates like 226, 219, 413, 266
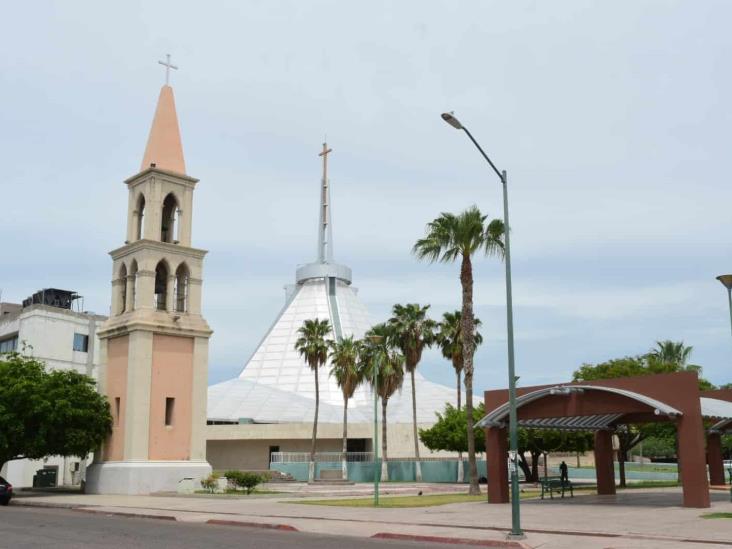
540, 476, 573, 499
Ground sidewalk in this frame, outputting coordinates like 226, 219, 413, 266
10, 485, 732, 548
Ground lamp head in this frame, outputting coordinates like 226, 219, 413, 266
716, 274, 732, 290
441, 111, 463, 130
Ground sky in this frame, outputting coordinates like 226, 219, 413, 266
1, 1, 731, 392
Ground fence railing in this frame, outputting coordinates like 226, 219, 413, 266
270, 452, 479, 464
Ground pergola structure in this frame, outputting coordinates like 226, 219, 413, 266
477, 372, 732, 508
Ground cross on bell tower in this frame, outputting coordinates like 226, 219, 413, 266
158, 54, 178, 86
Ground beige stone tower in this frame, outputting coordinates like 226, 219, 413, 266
86, 83, 213, 494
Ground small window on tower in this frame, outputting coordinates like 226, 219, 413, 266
73, 333, 89, 352
165, 397, 175, 426
114, 397, 120, 426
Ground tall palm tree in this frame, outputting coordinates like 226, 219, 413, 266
388, 303, 436, 482
360, 324, 405, 482
436, 310, 483, 483
329, 335, 363, 479
437, 310, 483, 412
414, 206, 504, 495
649, 340, 693, 368
294, 318, 332, 482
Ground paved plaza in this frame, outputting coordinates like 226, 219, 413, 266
7, 484, 732, 548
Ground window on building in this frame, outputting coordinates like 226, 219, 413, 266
114, 397, 120, 426
154, 261, 169, 311
0, 336, 18, 354
175, 263, 189, 313
165, 397, 175, 426
73, 333, 89, 352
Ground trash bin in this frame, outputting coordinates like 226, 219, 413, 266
32, 468, 57, 488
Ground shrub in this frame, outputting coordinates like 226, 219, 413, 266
200, 472, 220, 493
224, 470, 264, 494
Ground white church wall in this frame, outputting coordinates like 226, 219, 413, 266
205, 422, 456, 471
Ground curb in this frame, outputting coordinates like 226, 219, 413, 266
372, 533, 526, 548
207, 519, 298, 531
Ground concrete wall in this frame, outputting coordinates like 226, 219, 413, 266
206, 422, 463, 471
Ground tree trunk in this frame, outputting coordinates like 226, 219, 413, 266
309, 365, 320, 483
381, 398, 389, 482
456, 370, 463, 483
530, 450, 540, 483
342, 396, 349, 480
460, 253, 480, 495
518, 452, 532, 482
618, 448, 627, 488
576, 451, 581, 468
410, 369, 422, 482
456, 369, 461, 411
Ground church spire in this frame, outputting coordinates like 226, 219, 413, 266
140, 56, 185, 175
317, 142, 334, 263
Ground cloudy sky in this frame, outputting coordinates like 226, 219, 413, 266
2, 1, 731, 391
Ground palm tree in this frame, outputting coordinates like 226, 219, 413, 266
649, 340, 693, 368
414, 206, 504, 495
329, 335, 363, 479
436, 310, 483, 412
360, 324, 405, 482
388, 303, 436, 482
436, 310, 483, 483
294, 318, 332, 482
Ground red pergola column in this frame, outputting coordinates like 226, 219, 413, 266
677, 414, 711, 508
707, 432, 725, 486
594, 430, 616, 495
486, 426, 509, 503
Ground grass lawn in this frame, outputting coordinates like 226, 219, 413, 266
289, 490, 553, 508
701, 513, 732, 519
291, 493, 487, 508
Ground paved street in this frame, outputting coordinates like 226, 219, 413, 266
0, 506, 451, 549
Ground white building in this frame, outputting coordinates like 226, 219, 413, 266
0, 289, 106, 488
206, 145, 462, 476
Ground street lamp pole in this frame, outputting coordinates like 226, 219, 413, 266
441, 112, 524, 540
716, 275, 732, 339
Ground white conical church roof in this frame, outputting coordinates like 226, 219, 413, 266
208, 144, 460, 424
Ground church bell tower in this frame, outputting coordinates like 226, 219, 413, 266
87, 62, 213, 494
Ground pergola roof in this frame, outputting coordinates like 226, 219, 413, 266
476, 384, 682, 431
476, 385, 732, 432
702, 397, 732, 433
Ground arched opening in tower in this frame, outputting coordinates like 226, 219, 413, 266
154, 260, 169, 311
161, 193, 179, 243
136, 194, 146, 240
175, 263, 189, 313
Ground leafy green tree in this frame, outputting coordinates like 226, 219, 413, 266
329, 335, 363, 478
419, 403, 485, 454
414, 205, 504, 495
572, 342, 713, 487
388, 303, 436, 481
360, 324, 405, 481
0, 352, 112, 473
294, 318, 332, 482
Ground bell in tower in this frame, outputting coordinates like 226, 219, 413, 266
86, 57, 213, 495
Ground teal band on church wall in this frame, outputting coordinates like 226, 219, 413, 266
269, 460, 488, 483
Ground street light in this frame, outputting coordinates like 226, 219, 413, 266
367, 334, 384, 506
716, 275, 732, 338
441, 111, 524, 540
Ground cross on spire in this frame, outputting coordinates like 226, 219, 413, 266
317, 142, 334, 264
158, 54, 178, 86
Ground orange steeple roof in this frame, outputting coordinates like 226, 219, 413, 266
140, 85, 186, 175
